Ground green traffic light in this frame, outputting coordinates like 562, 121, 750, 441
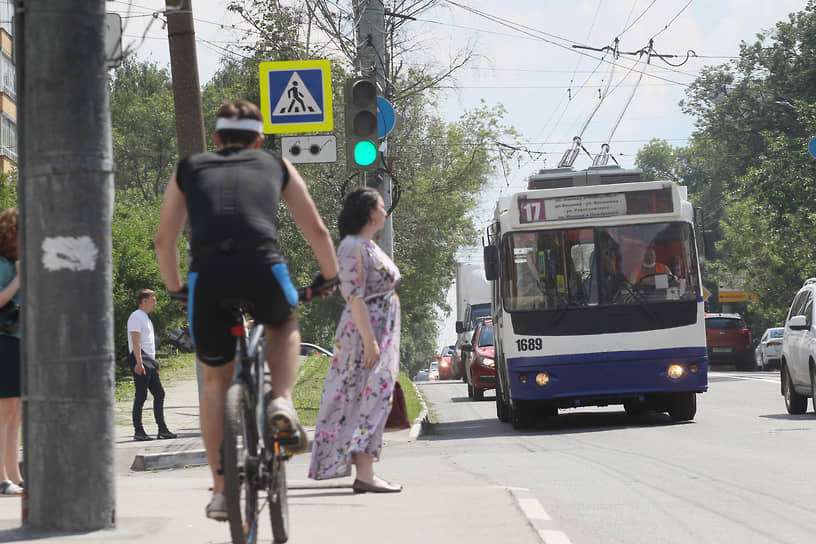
354, 140, 378, 166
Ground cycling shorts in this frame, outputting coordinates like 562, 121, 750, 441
188, 256, 298, 366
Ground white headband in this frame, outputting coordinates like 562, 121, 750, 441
215, 117, 264, 134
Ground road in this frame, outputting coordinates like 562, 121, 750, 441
416, 370, 816, 544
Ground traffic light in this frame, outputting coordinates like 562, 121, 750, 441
345, 76, 379, 169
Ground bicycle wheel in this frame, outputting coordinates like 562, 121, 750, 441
223, 380, 260, 544
269, 449, 289, 543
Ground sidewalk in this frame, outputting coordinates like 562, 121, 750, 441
0, 374, 540, 544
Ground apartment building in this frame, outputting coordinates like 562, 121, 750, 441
0, 0, 15, 173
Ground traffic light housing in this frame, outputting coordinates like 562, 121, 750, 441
345, 77, 379, 169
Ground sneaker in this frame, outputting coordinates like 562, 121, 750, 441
133, 432, 153, 441
266, 397, 308, 454
0, 481, 22, 496
157, 429, 178, 440
205, 493, 228, 521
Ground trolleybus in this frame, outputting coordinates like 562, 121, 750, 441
484, 166, 708, 428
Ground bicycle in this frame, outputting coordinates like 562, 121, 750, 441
171, 275, 338, 544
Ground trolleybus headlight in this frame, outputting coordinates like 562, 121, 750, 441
482, 358, 495, 368
667, 364, 685, 379
535, 372, 550, 387
519, 373, 528, 384
689, 363, 699, 373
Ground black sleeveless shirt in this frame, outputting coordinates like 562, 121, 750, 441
176, 147, 289, 269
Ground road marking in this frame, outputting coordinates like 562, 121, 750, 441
713, 372, 779, 384
509, 488, 573, 544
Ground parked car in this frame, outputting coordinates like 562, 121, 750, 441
437, 345, 455, 380
414, 370, 429, 382
428, 361, 440, 381
705, 313, 754, 370
300, 343, 333, 357
167, 326, 193, 352
780, 278, 816, 414
754, 327, 784, 370
461, 318, 495, 400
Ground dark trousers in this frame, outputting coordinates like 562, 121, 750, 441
130, 359, 168, 434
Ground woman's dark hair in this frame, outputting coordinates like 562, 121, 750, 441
215, 100, 262, 147
0, 207, 18, 260
338, 187, 380, 238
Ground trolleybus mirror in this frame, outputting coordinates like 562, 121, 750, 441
484, 246, 500, 280
455, 320, 465, 334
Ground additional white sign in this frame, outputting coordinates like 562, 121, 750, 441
281, 135, 337, 164
519, 193, 627, 223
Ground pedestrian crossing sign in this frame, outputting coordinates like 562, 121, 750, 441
259, 60, 333, 134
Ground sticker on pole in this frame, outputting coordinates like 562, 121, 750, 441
259, 60, 333, 134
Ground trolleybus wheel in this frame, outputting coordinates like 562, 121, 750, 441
510, 400, 534, 429
496, 386, 510, 422
668, 392, 696, 422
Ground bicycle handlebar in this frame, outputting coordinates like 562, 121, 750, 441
168, 275, 340, 304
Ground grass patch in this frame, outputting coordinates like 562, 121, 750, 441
292, 354, 424, 427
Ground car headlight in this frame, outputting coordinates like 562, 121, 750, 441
481, 358, 495, 368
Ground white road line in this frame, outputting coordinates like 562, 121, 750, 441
509, 488, 573, 544
713, 372, 779, 384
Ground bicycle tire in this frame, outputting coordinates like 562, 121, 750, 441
223, 380, 260, 544
269, 450, 289, 543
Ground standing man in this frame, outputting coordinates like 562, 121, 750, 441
128, 288, 177, 441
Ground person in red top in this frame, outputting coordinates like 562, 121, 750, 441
636, 246, 676, 286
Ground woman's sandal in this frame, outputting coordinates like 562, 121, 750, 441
0, 480, 22, 495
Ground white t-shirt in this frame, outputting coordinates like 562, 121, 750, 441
127, 309, 156, 359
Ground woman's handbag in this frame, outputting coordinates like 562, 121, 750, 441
0, 300, 19, 334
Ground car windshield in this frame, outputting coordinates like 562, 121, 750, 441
477, 324, 494, 347
706, 318, 744, 329
430, 362, 438, 371
501, 222, 699, 310
443, 347, 453, 356
768, 328, 784, 339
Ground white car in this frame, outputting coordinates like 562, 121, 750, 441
754, 327, 784, 370
428, 361, 440, 381
780, 279, 816, 414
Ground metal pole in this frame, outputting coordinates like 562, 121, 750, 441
356, 0, 393, 257
20, 0, 115, 530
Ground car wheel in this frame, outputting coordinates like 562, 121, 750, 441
782, 365, 808, 415
810, 363, 816, 415
473, 386, 484, 401
668, 392, 696, 422
467, 384, 474, 399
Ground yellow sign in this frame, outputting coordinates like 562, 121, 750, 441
702, 286, 711, 301
259, 60, 333, 134
718, 291, 758, 303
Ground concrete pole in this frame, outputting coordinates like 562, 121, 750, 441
20, 0, 116, 530
165, 0, 206, 159
356, 0, 393, 257
164, 0, 205, 391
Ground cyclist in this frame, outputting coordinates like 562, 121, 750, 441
155, 100, 338, 521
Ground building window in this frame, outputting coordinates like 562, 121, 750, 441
1, 115, 16, 162
0, 0, 11, 37
1, 53, 13, 98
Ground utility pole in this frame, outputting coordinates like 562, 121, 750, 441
355, 0, 393, 257
165, 0, 206, 159
164, 0, 205, 391
19, 0, 116, 531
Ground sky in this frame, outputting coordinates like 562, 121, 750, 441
107, 0, 810, 349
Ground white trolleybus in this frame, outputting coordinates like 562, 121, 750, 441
483, 166, 708, 428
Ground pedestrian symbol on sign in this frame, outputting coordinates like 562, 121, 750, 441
273, 73, 322, 116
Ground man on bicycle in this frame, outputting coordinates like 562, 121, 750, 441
155, 100, 338, 521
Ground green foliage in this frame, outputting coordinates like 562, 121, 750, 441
0, 171, 17, 211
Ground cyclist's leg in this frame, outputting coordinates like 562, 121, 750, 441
199, 360, 235, 494
264, 313, 299, 400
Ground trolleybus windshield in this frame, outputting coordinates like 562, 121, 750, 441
501, 222, 699, 311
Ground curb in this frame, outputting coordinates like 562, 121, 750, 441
130, 449, 208, 471
409, 382, 430, 440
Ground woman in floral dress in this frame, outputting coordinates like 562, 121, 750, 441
309, 188, 402, 493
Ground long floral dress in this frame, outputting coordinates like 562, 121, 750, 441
308, 235, 401, 480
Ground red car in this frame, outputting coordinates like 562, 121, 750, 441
436, 345, 454, 379
462, 319, 495, 400
705, 313, 754, 370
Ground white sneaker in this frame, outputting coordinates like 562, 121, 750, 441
0, 480, 22, 496
266, 396, 308, 453
205, 493, 228, 521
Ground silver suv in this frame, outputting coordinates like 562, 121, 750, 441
780, 278, 816, 414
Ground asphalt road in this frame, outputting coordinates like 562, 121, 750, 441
416, 370, 816, 544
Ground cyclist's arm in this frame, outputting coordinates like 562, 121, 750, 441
155, 169, 188, 293
280, 159, 339, 280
